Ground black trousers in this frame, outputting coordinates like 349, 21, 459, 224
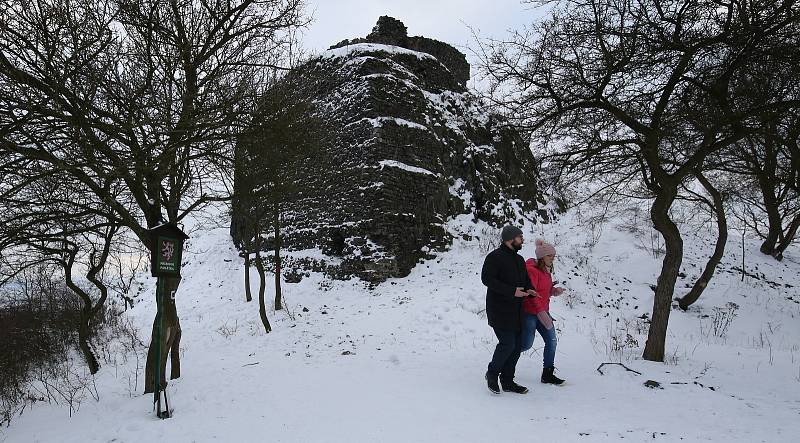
487, 327, 522, 383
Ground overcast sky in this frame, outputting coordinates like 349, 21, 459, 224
300, 0, 546, 74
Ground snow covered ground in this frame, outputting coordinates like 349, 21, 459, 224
3, 208, 800, 442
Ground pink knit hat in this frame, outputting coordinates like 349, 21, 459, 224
535, 239, 556, 259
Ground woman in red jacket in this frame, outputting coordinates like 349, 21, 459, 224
521, 239, 566, 385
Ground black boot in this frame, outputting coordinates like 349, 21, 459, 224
500, 379, 529, 394
541, 367, 565, 385
485, 371, 501, 395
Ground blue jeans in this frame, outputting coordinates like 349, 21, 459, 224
487, 327, 523, 383
521, 313, 557, 368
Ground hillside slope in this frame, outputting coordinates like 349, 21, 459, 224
3, 208, 800, 443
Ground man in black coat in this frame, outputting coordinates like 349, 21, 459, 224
482, 225, 536, 395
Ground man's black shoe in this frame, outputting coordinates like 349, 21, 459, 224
500, 380, 529, 394
485, 372, 501, 395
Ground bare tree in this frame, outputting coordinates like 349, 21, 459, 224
677, 18, 800, 307
0, 223, 120, 375
476, 0, 800, 360
0, 0, 308, 390
724, 115, 800, 260
234, 72, 323, 331
0, 158, 124, 374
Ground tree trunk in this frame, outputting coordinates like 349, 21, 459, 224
773, 214, 800, 260
678, 173, 728, 310
643, 188, 683, 362
243, 252, 253, 302
144, 277, 182, 394
756, 135, 782, 256
253, 224, 271, 333
273, 202, 282, 311
751, 130, 798, 261
63, 250, 100, 374
757, 171, 782, 256
78, 308, 100, 374
255, 248, 272, 333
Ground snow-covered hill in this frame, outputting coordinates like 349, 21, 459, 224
4, 207, 800, 442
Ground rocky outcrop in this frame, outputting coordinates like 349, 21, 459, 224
232, 17, 548, 283
330, 16, 471, 89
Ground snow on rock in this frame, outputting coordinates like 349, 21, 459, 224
322, 43, 438, 63
378, 159, 438, 176
348, 116, 430, 132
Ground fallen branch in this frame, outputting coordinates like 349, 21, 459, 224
242, 362, 260, 367
596, 362, 642, 376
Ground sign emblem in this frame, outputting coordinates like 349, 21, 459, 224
161, 240, 175, 262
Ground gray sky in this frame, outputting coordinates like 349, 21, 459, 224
301, 0, 545, 74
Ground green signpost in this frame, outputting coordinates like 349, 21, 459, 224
148, 223, 188, 419
151, 224, 188, 278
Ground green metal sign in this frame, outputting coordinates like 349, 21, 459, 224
149, 224, 189, 278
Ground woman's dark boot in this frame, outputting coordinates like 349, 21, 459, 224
541, 367, 565, 385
